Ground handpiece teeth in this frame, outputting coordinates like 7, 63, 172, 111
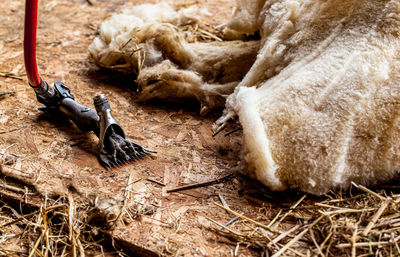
94, 94, 155, 169
98, 139, 155, 168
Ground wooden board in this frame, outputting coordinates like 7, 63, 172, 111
0, 1, 279, 256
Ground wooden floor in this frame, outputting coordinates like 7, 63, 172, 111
0, 1, 270, 255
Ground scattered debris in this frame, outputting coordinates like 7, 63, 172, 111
205, 184, 400, 256
224, 127, 242, 137
2, 154, 18, 166
146, 178, 166, 187
0, 91, 15, 99
0, 192, 159, 256
0, 197, 101, 256
0, 72, 25, 81
180, 24, 224, 43
86, 0, 95, 6
166, 172, 236, 193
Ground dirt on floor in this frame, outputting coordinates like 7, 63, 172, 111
0, 0, 266, 256
1, 1, 400, 257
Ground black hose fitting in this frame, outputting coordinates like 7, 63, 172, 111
32, 80, 59, 105
35, 81, 99, 134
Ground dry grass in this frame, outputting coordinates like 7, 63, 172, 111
180, 23, 224, 43
0, 195, 120, 257
1, 180, 399, 256
204, 182, 400, 256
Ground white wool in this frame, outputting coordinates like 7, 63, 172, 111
99, 14, 144, 44
88, 3, 214, 72
221, 0, 400, 195
235, 86, 284, 191
121, 2, 210, 25
122, 2, 176, 23
224, 0, 265, 39
89, 0, 400, 195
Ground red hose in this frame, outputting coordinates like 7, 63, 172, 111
24, 0, 41, 88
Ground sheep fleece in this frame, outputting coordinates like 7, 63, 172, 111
89, 0, 400, 195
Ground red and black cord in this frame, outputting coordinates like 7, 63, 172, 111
24, 0, 41, 88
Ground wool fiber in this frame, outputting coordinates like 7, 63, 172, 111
89, 0, 400, 195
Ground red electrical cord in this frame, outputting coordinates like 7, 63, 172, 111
24, 0, 41, 88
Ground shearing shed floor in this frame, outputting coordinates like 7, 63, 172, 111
1, 0, 400, 256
